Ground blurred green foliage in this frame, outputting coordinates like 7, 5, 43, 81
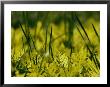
11, 11, 100, 77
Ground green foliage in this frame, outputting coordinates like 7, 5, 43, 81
11, 11, 100, 77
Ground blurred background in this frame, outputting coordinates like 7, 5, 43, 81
11, 11, 100, 77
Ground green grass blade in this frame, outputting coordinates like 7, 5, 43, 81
77, 26, 100, 70
76, 26, 92, 61
75, 15, 91, 44
19, 23, 32, 52
50, 27, 53, 59
93, 54, 100, 69
45, 26, 48, 52
29, 33, 37, 51
92, 24, 100, 41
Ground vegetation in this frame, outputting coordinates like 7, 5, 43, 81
11, 11, 100, 77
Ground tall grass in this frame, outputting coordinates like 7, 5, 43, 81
76, 15, 100, 70
11, 11, 100, 77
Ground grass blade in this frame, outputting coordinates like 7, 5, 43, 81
75, 15, 91, 44
76, 26, 92, 61
45, 25, 48, 52
49, 27, 53, 59
29, 33, 37, 51
93, 54, 100, 69
77, 26, 100, 69
92, 24, 100, 41
20, 23, 33, 63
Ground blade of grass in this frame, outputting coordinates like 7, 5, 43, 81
22, 12, 37, 52
45, 25, 48, 52
75, 15, 91, 44
49, 27, 53, 59
22, 12, 32, 61
19, 23, 32, 52
76, 15, 100, 70
93, 54, 100, 69
29, 32, 37, 51
92, 24, 100, 41
76, 26, 92, 61
77, 26, 100, 69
